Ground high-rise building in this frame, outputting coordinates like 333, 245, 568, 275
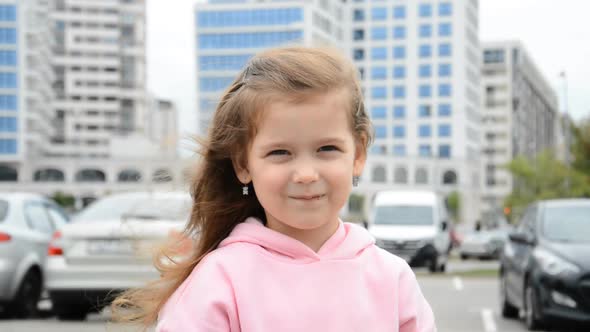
0, 0, 53, 180
480, 41, 559, 219
195, 0, 346, 134
195, 0, 482, 222
49, 0, 147, 159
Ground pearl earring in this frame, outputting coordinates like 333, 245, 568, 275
353, 176, 360, 187
242, 184, 248, 195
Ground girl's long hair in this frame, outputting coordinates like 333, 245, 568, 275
110, 46, 374, 328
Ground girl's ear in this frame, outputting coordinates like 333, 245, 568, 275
353, 134, 368, 177
232, 159, 252, 184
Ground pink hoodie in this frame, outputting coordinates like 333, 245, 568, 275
157, 217, 436, 331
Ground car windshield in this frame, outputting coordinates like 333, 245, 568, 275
373, 205, 434, 225
0, 200, 8, 222
74, 194, 192, 222
542, 205, 590, 243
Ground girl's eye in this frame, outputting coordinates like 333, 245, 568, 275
319, 145, 339, 152
268, 150, 289, 156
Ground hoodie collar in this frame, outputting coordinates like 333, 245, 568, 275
218, 217, 375, 263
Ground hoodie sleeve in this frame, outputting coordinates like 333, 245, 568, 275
156, 255, 239, 332
397, 261, 437, 332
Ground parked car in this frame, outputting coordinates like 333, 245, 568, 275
45, 191, 192, 320
499, 199, 590, 330
368, 190, 451, 273
459, 227, 510, 260
0, 193, 70, 317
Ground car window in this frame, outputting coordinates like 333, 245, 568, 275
24, 202, 54, 234
516, 206, 536, 235
46, 204, 70, 229
0, 199, 8, 222
542, 205, 590, 242
373, 205, 434, 225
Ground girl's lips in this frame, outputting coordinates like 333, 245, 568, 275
290, 194, 326, 200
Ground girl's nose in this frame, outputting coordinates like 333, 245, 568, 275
292, 165, 319, 184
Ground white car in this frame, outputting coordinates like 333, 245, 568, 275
45, 191, 192, 320
0, 192, 70, 318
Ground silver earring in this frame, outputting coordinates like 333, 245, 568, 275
352, 176, 360, 187
242, 184, 248, 195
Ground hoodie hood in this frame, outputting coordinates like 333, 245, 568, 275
218, 217, 375, 263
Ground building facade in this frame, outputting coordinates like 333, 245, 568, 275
195, 0, 482, 223
480, 41, 559, 219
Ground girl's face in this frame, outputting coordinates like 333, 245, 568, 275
234, 88, 366, 246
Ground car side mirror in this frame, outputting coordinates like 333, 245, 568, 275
441, 220, 448, 231
508, 232, 535, 245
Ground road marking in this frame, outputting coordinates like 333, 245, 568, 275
481, 308, 497, 332
453, 276, 463, 291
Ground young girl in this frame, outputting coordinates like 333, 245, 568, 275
112, 46, 436, 331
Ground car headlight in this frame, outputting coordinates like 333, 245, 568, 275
533, 248, 581, 277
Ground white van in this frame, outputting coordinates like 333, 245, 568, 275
368, 190, 451, 272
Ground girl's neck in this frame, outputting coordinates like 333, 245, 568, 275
265, 216, 340, 252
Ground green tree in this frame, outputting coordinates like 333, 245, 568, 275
504, 150, 590, 220
572, 117, 590, 176
52, 191, 75, 209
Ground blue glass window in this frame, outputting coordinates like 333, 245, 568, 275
370, 145, 387, 155
372, 47, 387, 60
393, 125, 405, 138
371, 106, 387, 119
0, 95, 17, 111
393, 86, 405, 98
393, 26, 406, 39
438, 64, 451, 77
0, 117, 16, 132
393, 6, 406, 19
372, 7, 387, 20
393, 66, 405, 78
0, 72, 16, 88
375, 126, 387, 138
0, 139, 17, 154
0, 28, 17, 44
0, 50, 16, 66
438, 104, 452, 116
439, 23, 452, 36
393, 106, 405, 119
353, 9, 365, 21
439, 124, 451, 137
371, 67, 387, 79
419, 44, 431, 58
439, 145, 451, 158
419, 125, 431, 137
393, 145, 406, 156
419, 24, 432, 38
199, 55, 252, 71
419, 64, 431, 77
0, 6, 17, 22
372, 86, 387, 99
199, 31, 303, 49
419, 105, 431, 117
353, 29, 365, 41
199, 77, 234, 92
419, 84, 431, 97
419, 145, 432, 157
371, 27, 387, 40
439, 43, 452, 56
197, 8, 303, 27
418, 3, 432, 17
439, 3, 452, 16
393, 46, 405, 59
439, 84, 452, 97
353, 49, 365, 60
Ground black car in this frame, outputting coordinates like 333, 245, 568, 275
499, 199, 590, 330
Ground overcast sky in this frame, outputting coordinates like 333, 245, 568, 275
146, 0, 590, 150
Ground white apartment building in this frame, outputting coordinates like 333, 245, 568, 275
480, 41, 559, 219
49, 0, 147, 159
146, 95, 178, 158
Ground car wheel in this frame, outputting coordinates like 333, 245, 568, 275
524, 282, 544, 330
428, 256, 443, 273
499, 272, 518, 318
11, 270, 42, 318
460, 254, 468, 260
55, 306, 89, 321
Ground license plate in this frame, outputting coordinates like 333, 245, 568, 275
87, 239, 135, 255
